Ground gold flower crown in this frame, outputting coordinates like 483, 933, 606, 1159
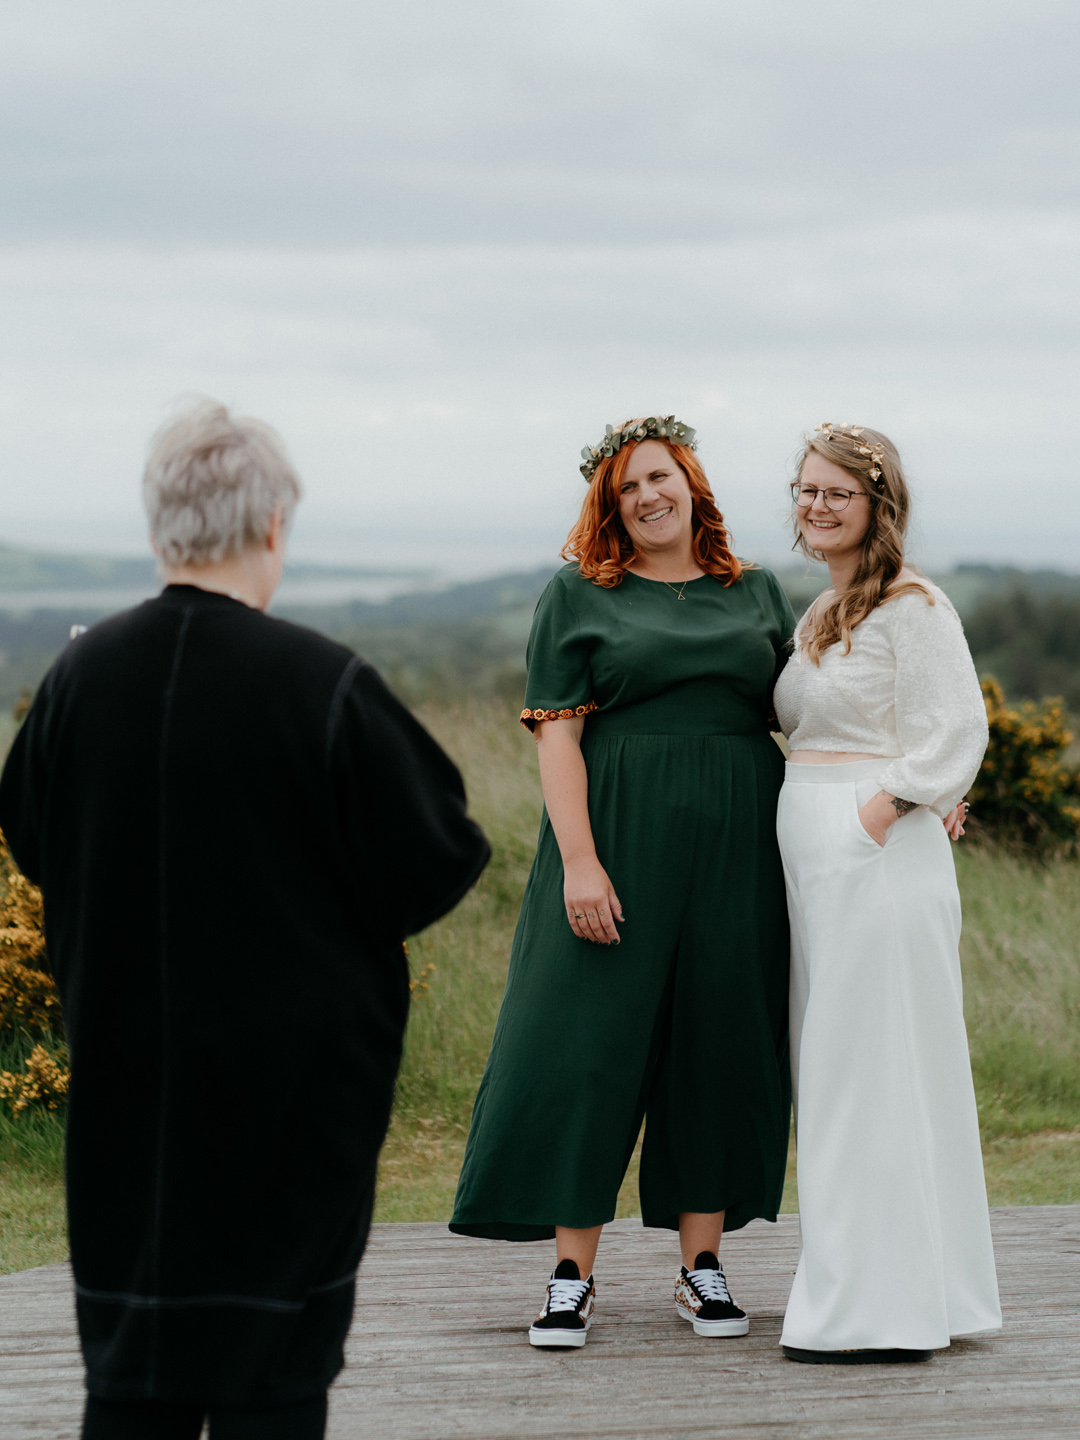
813, 422, 886, 488
580, 414, 697, 482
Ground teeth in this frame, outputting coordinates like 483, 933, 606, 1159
641, 507, 673, 523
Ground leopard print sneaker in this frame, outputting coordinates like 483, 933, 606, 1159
675, 1251, 749, 1336
528, 1259, 596, 1348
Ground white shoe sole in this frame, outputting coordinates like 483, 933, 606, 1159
529, 1319, 591, 1348
676, 1303, 750, 1337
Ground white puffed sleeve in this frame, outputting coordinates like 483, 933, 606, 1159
876, 589, 989, 816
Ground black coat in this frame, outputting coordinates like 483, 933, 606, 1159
0, 585, 489, 1405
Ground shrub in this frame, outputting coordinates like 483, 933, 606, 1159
0, 1043, 69, 1115
0, 828, 69, 1114
0, 955, 63, 1039
0, 837, 46, 967
968, 679, 1080, 851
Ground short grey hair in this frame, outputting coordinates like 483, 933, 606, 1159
143, 399, 303, 566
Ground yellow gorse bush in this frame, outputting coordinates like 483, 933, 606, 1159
0, 1042, 69, 1115
0, 827, 70, 1115
0, 954, 63, 1038
969, 678, 1080, 851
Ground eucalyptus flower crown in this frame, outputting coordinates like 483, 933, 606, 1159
580, 414, 698, 482
813, 422, 886, 488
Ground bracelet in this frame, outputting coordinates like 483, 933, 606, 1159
889, 795, 919, 818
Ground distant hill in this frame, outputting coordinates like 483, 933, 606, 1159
274, 566, 559, 630
940, 563, 1080, 616
281, 561, 1080, 630
0, 546, 1076, 717
0, 543, 411, 593
0, 545, 158, 592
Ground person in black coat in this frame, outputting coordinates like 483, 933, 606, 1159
0, 400, 490, 1440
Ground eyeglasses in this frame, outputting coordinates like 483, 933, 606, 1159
789, 482, 871, 512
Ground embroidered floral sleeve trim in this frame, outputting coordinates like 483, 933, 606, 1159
520, 700, 598, 728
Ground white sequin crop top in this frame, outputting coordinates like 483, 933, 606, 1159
773, 582, 988, 816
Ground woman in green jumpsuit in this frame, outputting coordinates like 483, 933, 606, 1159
451, 416, 795, 1346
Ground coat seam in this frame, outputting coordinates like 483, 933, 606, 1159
325, 655, 365, 772
148, 605, 193, 1395
76, 1269, 357, 1312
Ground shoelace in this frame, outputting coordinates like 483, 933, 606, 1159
547, 1277, 589, 1313
688, 1266, 733, 1304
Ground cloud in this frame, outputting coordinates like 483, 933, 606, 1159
0, 0, 1077, 243
0, 227, 1076, 569
0, 0, 1076, 570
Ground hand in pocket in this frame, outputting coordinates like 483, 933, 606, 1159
857, 793, 893, 847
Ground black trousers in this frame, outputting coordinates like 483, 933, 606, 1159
82, 1394, 328, 1440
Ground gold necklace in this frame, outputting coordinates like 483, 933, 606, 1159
633, 565, 697, 598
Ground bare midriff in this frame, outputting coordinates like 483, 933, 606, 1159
787, 751, 888, 765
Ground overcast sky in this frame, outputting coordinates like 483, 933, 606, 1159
1, 0, 1077, 573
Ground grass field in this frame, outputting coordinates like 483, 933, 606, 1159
1, 698, 1077, 1274
375, 701, 1080, 1223
0, 1105, 66, 1274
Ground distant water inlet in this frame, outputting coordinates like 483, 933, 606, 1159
0, 575, 433, 613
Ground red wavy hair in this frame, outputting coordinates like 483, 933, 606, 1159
561, 440, 743, 587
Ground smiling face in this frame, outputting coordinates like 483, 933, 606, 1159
617, 439, 695, 558
795, 451, 875, 563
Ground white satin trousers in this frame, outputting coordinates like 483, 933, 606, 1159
777, 760, 1001, 1352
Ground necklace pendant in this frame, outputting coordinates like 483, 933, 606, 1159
659, 575, 691, 600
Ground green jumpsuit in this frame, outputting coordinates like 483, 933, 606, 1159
450, 563, 795, 1240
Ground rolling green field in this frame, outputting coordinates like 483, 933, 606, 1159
1, 698, 1078, 1275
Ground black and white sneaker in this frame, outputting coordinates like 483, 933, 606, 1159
674, 1251, 749, 1336
528, 1259, 596, 1348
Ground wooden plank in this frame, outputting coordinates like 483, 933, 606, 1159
0, 1262, 83, 1438
0, 1207, 1076, 1439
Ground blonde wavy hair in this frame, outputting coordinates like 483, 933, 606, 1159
793, 424, 931, 664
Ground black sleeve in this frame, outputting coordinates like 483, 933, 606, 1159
328, 659, 491, 939
0, 670, 56, 886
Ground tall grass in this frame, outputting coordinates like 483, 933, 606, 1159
379, 698, 1080, 1219
0, 1055, 67, 1273
957, 845, 1080, 1138
370, 704, 541, 1221
2, 697, 1077, 1270
393, 702, 540, 1128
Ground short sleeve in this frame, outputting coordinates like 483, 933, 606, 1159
330, 660, 491, 938
876, 590, 989, 816
519, 573, 597, 731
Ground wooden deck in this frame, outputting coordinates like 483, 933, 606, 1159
1, 1207, 1077, 1439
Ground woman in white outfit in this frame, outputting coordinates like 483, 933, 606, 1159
773, 422, 1001, 1364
